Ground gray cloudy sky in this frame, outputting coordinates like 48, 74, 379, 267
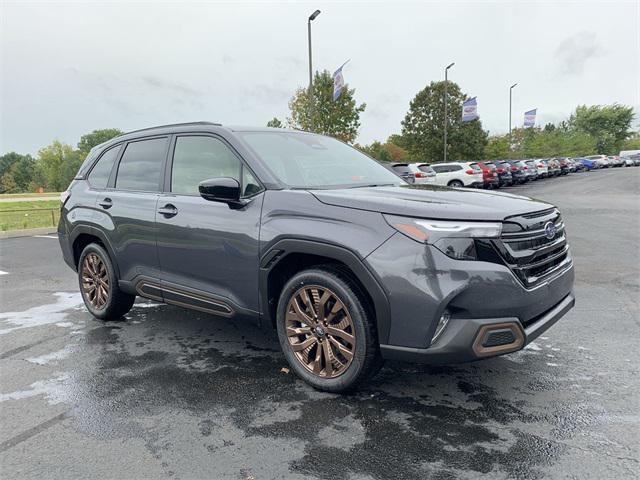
1, 0, 639, 155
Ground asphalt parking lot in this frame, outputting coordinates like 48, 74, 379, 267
1, 167, 638, 480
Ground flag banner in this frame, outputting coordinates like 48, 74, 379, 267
524, 109, 537, 127
333, 60, 350, 101
461, 97, 478, 122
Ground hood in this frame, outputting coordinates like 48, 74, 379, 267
310, 184, 553, 221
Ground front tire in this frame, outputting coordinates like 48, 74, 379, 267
447, 179, 464, 188
78, 243, 135, 320
276, 266, 382, 392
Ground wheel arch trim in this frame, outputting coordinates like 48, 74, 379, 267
259, 238, 392, 343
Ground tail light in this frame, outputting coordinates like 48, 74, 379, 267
496, 168, 504, 173
414, 172, 425, 178
538, 164, 544, 168
523, 166, 528, 170
511, 166, 518, 172
60, 190, 71, 206
465, 169, 475, 175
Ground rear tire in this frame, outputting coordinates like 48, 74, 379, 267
276, 266, 382, 392
78, 243, 135, 320
447, 179, 464, 188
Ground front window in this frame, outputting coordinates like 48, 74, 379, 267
237, 131, 402, 189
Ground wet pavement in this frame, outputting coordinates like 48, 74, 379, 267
1, 167, 638, 479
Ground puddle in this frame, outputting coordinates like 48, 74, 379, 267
0, 292, 83, 334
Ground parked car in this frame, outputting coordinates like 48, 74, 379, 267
524, 160, 539, 180
477, 161, 500, 189
545, 159, 562, 176
407, 163, 437, 184
586, 155, 609, 168
430, 162, 484, 188
569, 158, 585, 172
623, 157, 635, 167
506, 160, 528, 184
384, 162, 415, 183
58, 122, 575, 392
486, 160, 513, 186
555, 157, 571, 175
577, 157, 598, 170
533, 158, 549, 178
607, 156, 624, 167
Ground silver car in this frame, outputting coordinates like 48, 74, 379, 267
407, 163, 437, 184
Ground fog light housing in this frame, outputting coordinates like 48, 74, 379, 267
431, 310, 451, 345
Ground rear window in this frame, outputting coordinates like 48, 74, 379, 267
418, 165, 435, 174
115, 137, 168, 191
391, 165, 412, 175
468, 163, 482, 172
88, 145, 120, 189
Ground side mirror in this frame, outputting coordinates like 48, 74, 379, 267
198, 177, 245, 208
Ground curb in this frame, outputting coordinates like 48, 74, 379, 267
0, 227, 57, 239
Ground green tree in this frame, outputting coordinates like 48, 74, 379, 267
569, 104, 634, 154
484, 136, 510, 159
621, 131, 640, 151
357, 140, 409, 162
287, 70, 366, 143
77, 128, 123, 156
266, 117, 284, 128
0, 152, 25, 178
36, 141, 82, 191
401, 81, 487, 162
0, 155, 37, 193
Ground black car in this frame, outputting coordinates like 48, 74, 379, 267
507, 160, 528, 184
384, 162, 415, 184
57, 122, 575, 392
486, 160, 513, 187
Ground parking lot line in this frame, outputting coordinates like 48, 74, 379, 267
0, 270, 8, 275
33, 235, 58, 239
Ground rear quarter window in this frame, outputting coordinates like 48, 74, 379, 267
87, 146, 120, 189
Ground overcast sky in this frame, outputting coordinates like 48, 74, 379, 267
1, 0, 638, 155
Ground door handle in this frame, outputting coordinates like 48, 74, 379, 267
98, 198, 112, 209
158, 204, 178, 217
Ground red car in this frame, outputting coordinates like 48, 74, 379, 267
477, 162, 500, 189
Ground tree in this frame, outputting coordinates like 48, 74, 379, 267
266, 117, 284, 128
357, 140, 409, 162
569, 104, 634, 154
0, 152, 31, 181
36, 141, 82, 191
484, 136, 510, 159
621, 132, 640, 151
287, 70, 366, 143
401, 80, 487, 162
1, 155, 37, 193
77, 128, 123, 156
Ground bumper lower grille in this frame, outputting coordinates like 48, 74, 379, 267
493, 208, 572, 287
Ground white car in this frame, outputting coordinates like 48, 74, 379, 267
533, 158, 549, 178
430, 162, 484, 188
407, 163, 437, 184
586, 155, 610, 168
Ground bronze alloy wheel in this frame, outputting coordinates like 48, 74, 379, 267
285, 285, 356, 378
81, 252, 109, 309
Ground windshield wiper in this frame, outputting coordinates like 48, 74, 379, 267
349, 183, 397, 188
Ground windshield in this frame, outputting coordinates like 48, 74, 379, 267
237, 131, 402, 189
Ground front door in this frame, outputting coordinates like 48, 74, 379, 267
155, 134, 263, 316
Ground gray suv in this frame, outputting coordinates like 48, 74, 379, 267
58, 122, 575, 392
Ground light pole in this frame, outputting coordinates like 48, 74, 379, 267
307, 9, 321, 132
509, 83, 518, 149
443, 62, 455, 162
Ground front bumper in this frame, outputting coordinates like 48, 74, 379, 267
365, 232, 575, 363
380, 292, 574, 363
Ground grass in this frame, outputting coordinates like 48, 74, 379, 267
0, 192, 60, 199
0, 200, 61, 231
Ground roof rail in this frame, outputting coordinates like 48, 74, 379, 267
119, 121, 222, 137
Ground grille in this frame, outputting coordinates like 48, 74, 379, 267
493, 208, 572, 287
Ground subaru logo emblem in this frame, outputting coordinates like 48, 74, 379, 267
544, 221, 557, 240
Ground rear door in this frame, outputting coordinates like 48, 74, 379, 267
97, 136, 168, 284
155, 134, 264, 315
431, 164, 451, 185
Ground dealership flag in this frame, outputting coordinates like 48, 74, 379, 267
524, 109, 537, 127
461, 97, 478, 122
333, 60, 350, 101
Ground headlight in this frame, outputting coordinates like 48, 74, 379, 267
383, 215, 502, 261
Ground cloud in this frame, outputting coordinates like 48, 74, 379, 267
555, 31, 604, 75
140, 75, 200, 97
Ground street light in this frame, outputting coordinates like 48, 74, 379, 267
509, 83, 518, 149
443, 62, 455, 162
308, 9, 321, 132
